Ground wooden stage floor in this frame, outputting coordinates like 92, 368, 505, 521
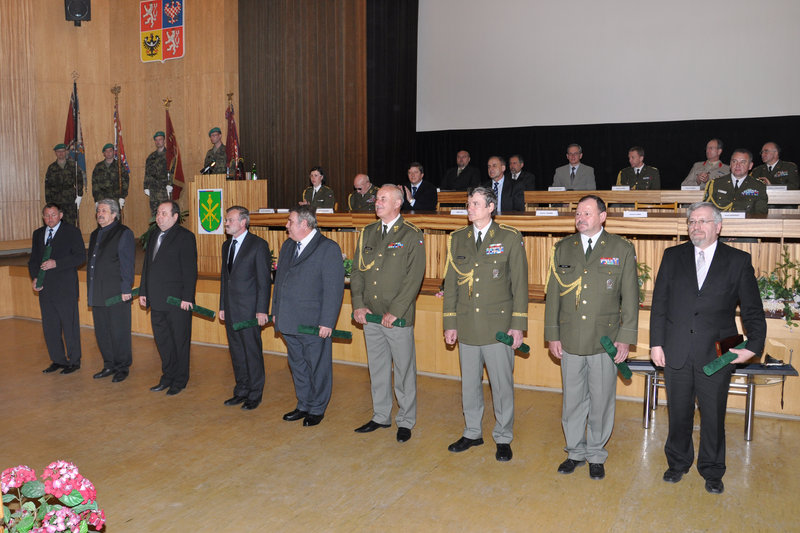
2, 318, 798, 532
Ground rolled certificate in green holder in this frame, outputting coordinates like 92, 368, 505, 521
104, 287, 139, 306
35, 245, 53, 289
703, 341, 747, 376
232, 315, 274, 331
350, 312, 407, 327
495, 331, 530, 354
298, 324, 352, 340
599, 336, 633, 379
166, 296, 216, 319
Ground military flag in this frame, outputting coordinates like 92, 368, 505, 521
165, 108, 185, 200
113, 92, 130, 175
225, 99, 242, 178
63, 80, 86, 175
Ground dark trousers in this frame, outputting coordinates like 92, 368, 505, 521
283, 333, 332, 416
151, 307, 192, 389
38, 291, 81, 366
224, 321, 265, 402
664, 355, 733, 481
91, 303, 132, 371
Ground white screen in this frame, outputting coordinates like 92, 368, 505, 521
417, 0, 800, 131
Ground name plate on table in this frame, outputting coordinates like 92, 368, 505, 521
258, 208, 275, 213
623, 210, 648, 217
767, 185, 788, 191
548, 186, 566, 191
681, 186, 702, 190
316, 208, 334, 214
277, 208, 289, 213
612, 186, 631, 191
721, 211, 746, 219
450, 209, 468, 215
535, 210, 559, 216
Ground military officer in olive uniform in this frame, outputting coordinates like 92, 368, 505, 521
545, 194, 638, 481
144, 131, 172, 216
703, 149, 768, 214
443, 186, 528, 462
615, 146, 661, 190
348, 173, 378, 212
751, 142, 799, 190
203, 127, 227, 175
92, 143, 129, 207
352, 185, 426, 442
300, 165, 336, 209
45, 143, 84, 226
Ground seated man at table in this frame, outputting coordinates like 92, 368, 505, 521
615, 146, 660, 190
682, 138, 729, 187
401, 162, 438, 211
703, 149, 768, 214
441, 150, 481, 191
552, 144, 596, 190
483, 156, 524, 213
751, 142, 799, 189
348, 173, 378, 212
507, 154, 537, 191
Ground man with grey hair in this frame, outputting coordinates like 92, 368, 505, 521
507, 154, 537, 191
443, 186, 528, 461
87, 198, 135, 382
273, 205, 344, 426
552, 144, 596, 190
751, 141, 799, 189
352, 185, 426, 442
651, 201, 765, 494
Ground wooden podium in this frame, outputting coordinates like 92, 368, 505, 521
187, 174, 269, 274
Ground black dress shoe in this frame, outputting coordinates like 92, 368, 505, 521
589, 463, 605, 480
557, 458, 586, 474
354, 420, 391, 433
60, 365, 80, 375
112, 371, 129, 383
663, 468, 689, 483
447, 436, 484, 453
283, 409, 308, 421
705, 479, 724, 494
150, 383, 169, 392
396, 427, 412, 442
303, 413, 324, 426
166, 387, 182, 396
42, 363, 64, 374
495, 443, 513, 462
241, 400, 260, 410
224, 396, 246, 406
93, 368, 114, 379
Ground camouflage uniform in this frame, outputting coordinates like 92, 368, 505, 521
348, 184, 378, 212
144, 148, 170, 216
92, 160, 129, 202
204, 144, 227, 174
45, 159, 84, 226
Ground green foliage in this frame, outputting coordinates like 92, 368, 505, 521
757, 245, 800, 327
637, 261, 652, 304
19, 482, 43, 500
343, 257, 353, 278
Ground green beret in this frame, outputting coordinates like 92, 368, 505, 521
102, 143, 114, 151
153, 131, 165, 139
53, 143, 67, 151
208, 127, 222, 136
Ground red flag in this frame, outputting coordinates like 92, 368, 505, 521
63, 80, 86, 174
113, 99, 130, 173
165, 109, 185, 200
225, 101, 242, 177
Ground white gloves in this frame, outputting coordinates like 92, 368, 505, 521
119, 198, 125, 208
144, 188, 150, 197
75, 196, 82, 208
166, 185, 173, 195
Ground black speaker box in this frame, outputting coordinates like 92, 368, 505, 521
65, 0, 91, 26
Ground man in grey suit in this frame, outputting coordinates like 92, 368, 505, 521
272, 205, 344, 426
552, 144, 596, 190
219, 206, 271, 411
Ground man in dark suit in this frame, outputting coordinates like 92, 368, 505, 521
139, 201, 198, 396
650, 201, 766, 495
483, 156, 524, 213
273, 205, 344, 427
401, 162, 438, 211
441, 150, 481, 191
28, 203, 86, 374
219, 206, 271, 410
552, 144, 596, 190
507, 154, 537, 191
87, 198, 135, 383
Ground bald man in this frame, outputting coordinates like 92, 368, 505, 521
348, 173, 378, 212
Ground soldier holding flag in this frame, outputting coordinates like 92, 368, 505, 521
92, 143, 129, 209
45, 143, 84, 227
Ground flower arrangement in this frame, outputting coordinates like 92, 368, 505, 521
637, 261, 652, 305
758, 245, 800, 327
2, 461, 104, 533
342, 254, 352, 279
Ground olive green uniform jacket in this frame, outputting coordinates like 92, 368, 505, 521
348, 185, 378, 212
703, 174, 768, 214
302, 185, 336, 209
751, 160, 800, 190
615, 165, 661, 190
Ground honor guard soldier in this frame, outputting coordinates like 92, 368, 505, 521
204, 127, 227, 174
144, 131, 171, 216
45, 143, 84, 226
92, 143, 129, 209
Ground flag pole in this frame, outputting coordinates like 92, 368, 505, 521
163, 97, 174, 200
72, 71, 80, 230
111, 85, 123, 222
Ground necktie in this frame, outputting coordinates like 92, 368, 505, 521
733, 179, 740, 193
585, 238, 593, 261
294, 240, 301, 258
382, 224, 387, 238
769, 165, 774, 173
311, 189, 317, 203
493, 181, 499, 197
476, 230, 483, 251
412, 186, 417, 198
636, 168, 641, 177
46, 228, 53, 246
570, 167, 576, 184
153, 231, 165, 259
697, 250, 706, 288
227, 239, 237, 272
457, 168, 462, 176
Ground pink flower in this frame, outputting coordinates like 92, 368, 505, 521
41, 460, 81, 499
75, 475, 97, 503
81, 508, 106, 529
40, 507, 82, 532
1, 464, 37, 492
